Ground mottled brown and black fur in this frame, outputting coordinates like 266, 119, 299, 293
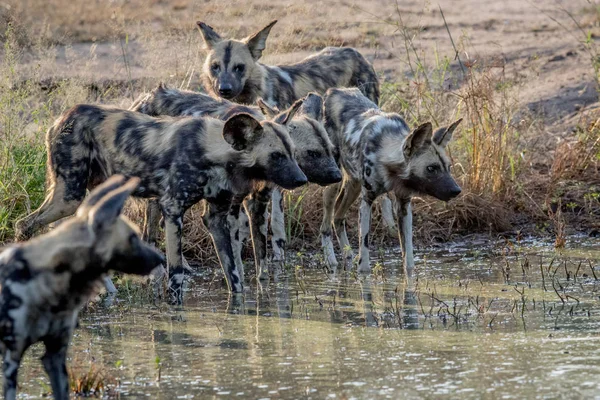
1, 176, 164, 400
320, 88, 462, 275
14, 104, 306, 301
197, 20, 380, 108
131, 84, 340, 279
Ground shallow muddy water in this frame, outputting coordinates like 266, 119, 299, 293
16, 235, 600, 399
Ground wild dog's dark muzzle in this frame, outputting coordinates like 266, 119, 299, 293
270, 161, 308, 190
299, 157, 342, 186
430, 176, 462, 202
306, 167, 342, 186
112, 243, 165, 275
218, 83, 233, 97
406, 172, 462, 202
216, 73, 240, 99
144, 245, 166, 271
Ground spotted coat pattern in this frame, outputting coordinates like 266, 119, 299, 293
14, 105, 306, 302
132, 85, 341, 278
320, 88, 462, 275
3, 176, 163, 400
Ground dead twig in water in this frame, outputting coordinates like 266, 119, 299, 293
589, 260, 598, 281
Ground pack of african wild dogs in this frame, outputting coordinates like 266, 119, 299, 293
0, 20, 462, 399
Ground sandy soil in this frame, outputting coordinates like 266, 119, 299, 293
4, 0, 599, 133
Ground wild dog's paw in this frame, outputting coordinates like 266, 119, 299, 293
321, 236, 339, 270
357, 255, 371, 273
168, 271, 186, 305
272, 243, 285, 262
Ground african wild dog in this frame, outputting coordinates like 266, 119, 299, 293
131, 84, 341, 280
14, 103, 306, 302
197, 20, 379, 107
1, 176, 164, 400
321, 88, 462, 275
197, 19, 397, 258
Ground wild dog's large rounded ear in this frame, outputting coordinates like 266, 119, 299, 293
275, 98, 303, 125
433, 118, 462, 148
87, 177, 140, 233
404, 122, 433, 157
257, 98, 279, 119
244, 20, 277, 60
223, 113, 264, 151
77, 175, 127, 216
299, 93, 323, 121
197, 21, 222, 49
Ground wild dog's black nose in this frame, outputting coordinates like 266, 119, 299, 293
449, 187, 462, 199
219, 84, 233, 97
329, 169, 343, 183
287, 171, 308, 189
293, 174, 308, 187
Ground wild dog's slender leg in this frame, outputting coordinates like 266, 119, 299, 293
246, 186, 272, 280
357, 188, 377, 273
270, 188, 286, 262
160, 196, 187, 303
14, 179, 82, 240
380, 194, 398, 237
320, 182, 341, 269
164, 214, 185, 303
143, 199, 162, 246
41, 340, 70, 400
237, 206, 250, 251
333, 179, 361, 263
2, 348, 23, 400
228, 199, 245, 283
103, 277, 117, 294
203, 202, 244, 293
396, 197, 414, 277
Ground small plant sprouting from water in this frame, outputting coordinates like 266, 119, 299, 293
155, 356, 162, 382
69, 364, 110, 397
372, 261, 385, 281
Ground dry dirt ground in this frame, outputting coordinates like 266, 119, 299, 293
3, 0, 599, 129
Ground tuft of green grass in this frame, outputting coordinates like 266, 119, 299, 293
0, 24, 48, 241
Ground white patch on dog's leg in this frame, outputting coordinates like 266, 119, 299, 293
103, 276, 117, 294
320, 183, 341, 271
321, 234, 338, 271
357, 196, 373, 273
380, 195, 397, 236
398, 199, 414, 277
271, 189, 286, 262
336, 220, 353, 263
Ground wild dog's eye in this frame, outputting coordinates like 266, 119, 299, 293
233, 64, 245, 74
270, 152, 286, 161
307, 150, 321, 158
211, 63, 220, 72
427, 165, 440, 173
